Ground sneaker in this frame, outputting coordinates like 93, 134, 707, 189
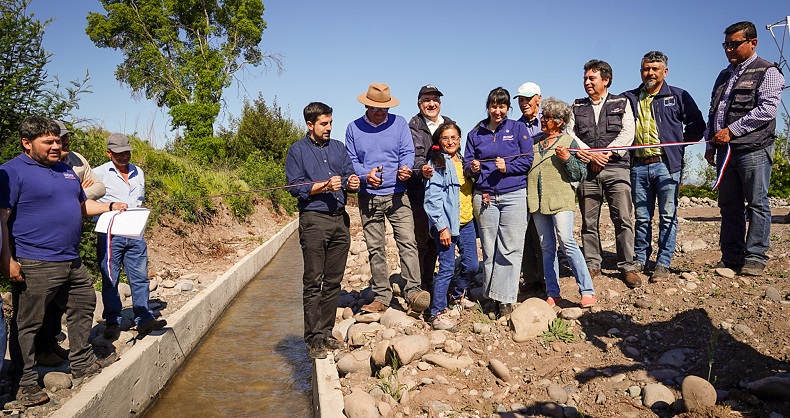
323, 337, 343, 350
651, 265, 671, 282
431, 311, 457, 331
307, 339, 327, 359
104, 322, 121, 339
450, 296, 477, 311
623, 270, 643, 288
580, 294, 597, 308
72, 352, 119, 386
16, 384, 49, 407
546, 296, 561, 307
360, 300, 389, 313
35, 351, 65, 367
588, 268, 601, 280
740, 260, 766, 277
407, 290, 431, 313
137, 319, 167, 335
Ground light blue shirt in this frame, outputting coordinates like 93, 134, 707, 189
93, 161, 145, 208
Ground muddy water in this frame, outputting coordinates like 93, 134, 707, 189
144, 234, 312, 417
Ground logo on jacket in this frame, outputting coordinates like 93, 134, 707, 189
63, 172, 76, 180
663, 97, 676, 107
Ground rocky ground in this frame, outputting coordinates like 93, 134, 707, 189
0, 200, 294, 417
333, 197, 790, 418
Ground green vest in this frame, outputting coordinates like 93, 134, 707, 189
527, 134, 578, 214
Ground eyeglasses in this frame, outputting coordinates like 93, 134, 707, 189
440, 135, 460, 143
366, 106, 388, 112
722, 39, 752, 50
539, 115, 554, 120
419, 97, 441, 104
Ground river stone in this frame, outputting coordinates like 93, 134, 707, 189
643, 383, 675, 409
657, 348, 692, 368
628, 386, 642, 398
488, 358, 511, 382
161, 279, 177, 288
444, 339, 463, 355
423, 400, 453, 413
765, 287, 782, 302
681, 239, 707, 252
380, 309, 415, 328
681, 375, 717, 412
714, 268, 736, 278
344, 391, 378, 418
428, 330, 448, 346
547, 384, 568, 403
377, 401, 391, 417
559, 307, 584, 320
336, 350, 372, 376
332, 318, 356, 342
371, 342, 390, 367
422, 353, 473, 371
350, 241, 366, 255
43, 372, 72, 391
391, 335, 430, 365
510, 297, 556, 342
473, 323, 491, 334
178, 280, 194, 291
117, 282, 132, 298
732, 324, 754, 337
342, 307, 354, 319
354, 312, 382, 323
541, 402, 565, 418
745, 374, 790, 400
346, 323, 368, 346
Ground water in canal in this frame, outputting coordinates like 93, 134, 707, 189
144, 234, 313, 417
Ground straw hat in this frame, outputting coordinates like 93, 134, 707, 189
357, 83, 399, 108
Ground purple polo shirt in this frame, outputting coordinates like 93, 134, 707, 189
0, 153, 86, 261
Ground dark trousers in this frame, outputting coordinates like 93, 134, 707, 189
521, 216, 544, 284
299, 211, 350, 343
34, 302, 65, 355
408, 187, 437, 290
10, 258, 97, 386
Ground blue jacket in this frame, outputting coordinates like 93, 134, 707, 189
424, 154, 460, 237
623, 82, 705, 174
463, 118, 533, 194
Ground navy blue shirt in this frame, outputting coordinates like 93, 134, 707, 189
285, 136, 356, 212
0, 154, 87, 261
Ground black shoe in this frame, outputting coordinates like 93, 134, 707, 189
104, 322, 121, 339
323, 337, 343, 350
714, 260, 743, 271
137, 319, 167, 335
498, 302, 514, 319
72, 352, 119, 386
16, 384, 49, 407
740, 260, 766, 276
307, 339, 327, 359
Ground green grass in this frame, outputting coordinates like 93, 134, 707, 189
541, 318, 576, 343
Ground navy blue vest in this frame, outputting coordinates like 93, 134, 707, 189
572, 94, 630, 169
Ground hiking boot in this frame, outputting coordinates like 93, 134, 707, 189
307, 339, 327, 359
137, 319, 167, 336
588, 268, 601, 280
323, 337, 343, 350
430, 311, 457, 331
449, 296, 477, 311
740, 260, 766, 277
361, 300, 388, 313
407, 290, 431, 313
72, 352, 119, 386
35, 351, 65, 367
580, 294, 597, 308
623, 270, 643, 288
651, 265, 671, 282
104, 322, 121, 339
16, 384, 49, 407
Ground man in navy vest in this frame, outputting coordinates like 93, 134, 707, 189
704, 21, 785, 276
569, 60, 643, 289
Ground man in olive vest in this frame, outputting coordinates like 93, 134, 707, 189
704, 21, 785, 276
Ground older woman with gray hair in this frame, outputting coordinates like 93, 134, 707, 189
527, 97, 596, 308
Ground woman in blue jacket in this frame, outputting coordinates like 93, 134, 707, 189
464, 87, 534, 318
424, 122, 478, 330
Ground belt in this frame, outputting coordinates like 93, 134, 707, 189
303, 209, 345, 216
634, 156, 662, 164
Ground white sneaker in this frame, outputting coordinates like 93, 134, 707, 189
431, 311, 457, 331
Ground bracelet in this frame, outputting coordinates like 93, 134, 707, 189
109, 202, 114, 211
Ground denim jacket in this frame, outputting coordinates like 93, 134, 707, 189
424, 153, 461, 237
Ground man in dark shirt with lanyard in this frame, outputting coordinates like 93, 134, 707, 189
286, 102, 360, 359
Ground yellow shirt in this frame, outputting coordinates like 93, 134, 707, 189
453, 160, 474, 225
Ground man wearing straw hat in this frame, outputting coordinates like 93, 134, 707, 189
346, 83, 431, 316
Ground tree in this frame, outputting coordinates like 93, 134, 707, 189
85, 0, 281, 159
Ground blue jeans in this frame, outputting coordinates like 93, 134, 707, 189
631, 161, 681, 268
430, 221, 479, 316
716, 145, 774, 265
533, 211, 594, 298
473, 188, 528, 304
97, 233, 155, 326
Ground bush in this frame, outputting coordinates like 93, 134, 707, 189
679, 184, 717, 200
239, 151, 297, 214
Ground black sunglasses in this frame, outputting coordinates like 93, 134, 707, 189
722, 39, 752, 50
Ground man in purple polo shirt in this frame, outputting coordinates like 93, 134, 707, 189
0, 117, 127, 406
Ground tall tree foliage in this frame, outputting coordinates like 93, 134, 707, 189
85, 0, 278, 159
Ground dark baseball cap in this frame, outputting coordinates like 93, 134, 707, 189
106, 133, 133, 153
418, 84, 443, 98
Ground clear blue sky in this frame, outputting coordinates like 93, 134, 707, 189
26, 0, 790, 176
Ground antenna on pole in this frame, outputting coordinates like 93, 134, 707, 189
765, 16, 789, 141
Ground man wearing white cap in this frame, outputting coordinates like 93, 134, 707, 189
346, 83, 431, 315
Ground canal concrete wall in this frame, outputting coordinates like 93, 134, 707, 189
51, 219, 299, 418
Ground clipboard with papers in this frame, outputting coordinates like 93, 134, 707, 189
94, 207, 151, 240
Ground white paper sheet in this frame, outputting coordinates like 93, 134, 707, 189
94, 208, 151, 239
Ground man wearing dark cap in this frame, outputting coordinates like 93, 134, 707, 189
346, 83, 431, 316
93, 133, 166, 340
407, 84, 455, 293
0, 117, 125, 406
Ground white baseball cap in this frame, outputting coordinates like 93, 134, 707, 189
513, 82, 542, 98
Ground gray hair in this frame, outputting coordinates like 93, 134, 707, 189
642, 50, 668, 67
541, 97, 571, 126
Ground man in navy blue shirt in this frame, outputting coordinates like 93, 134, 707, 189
0, 117, 127, 406
286, 102, 360, 359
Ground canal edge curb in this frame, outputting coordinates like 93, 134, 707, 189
313, 356, 345, 417
50, 218, 299, 418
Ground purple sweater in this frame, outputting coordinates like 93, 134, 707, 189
463, 118, 533, 195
